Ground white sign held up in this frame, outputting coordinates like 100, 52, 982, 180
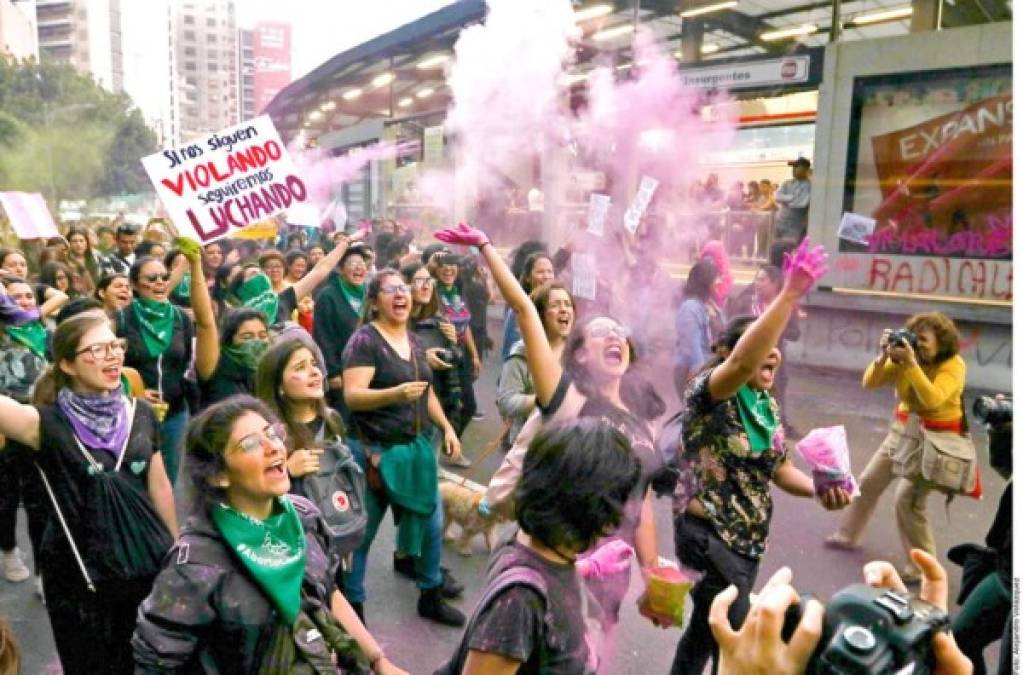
141, 115, 309, 243
837, 212, 876, 246
587, 194, 611, 236
623, 176, 659, 235
571, 253, 597, 301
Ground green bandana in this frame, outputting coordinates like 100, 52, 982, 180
213, 497, 307, 625
5, 321, 48, 359
223, 338, 270, 372
335, 276, 366, 314
237, 273, 279, 324
735, 384, 778, 453
132, 297, 175, 358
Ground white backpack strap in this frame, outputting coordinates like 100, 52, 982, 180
35, 465, 95, 592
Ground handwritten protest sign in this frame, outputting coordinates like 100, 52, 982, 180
623, 176, 658, 234
141, 115, 308, 243
571, 252, 597, 300
587, 194, 611, 236
0, 192, 60, 239
837, 212, 876, 246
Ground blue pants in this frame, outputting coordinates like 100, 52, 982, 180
343, 437, 443, 604
160, 409, 189, 485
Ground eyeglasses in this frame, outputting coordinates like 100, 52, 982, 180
231, 423, 287, 455
587, 323, 630, 340
380, 283, 411, 295
142, 273, 170, 283
412, 278, 435, 288
76, 338, 128, 360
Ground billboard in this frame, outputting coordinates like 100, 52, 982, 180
253, 21, 292, 114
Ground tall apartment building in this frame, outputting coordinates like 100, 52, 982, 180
1, 0, 38, 60
171, 0, 239, 143
35, 0, 123, 91
238, 21, 291, 120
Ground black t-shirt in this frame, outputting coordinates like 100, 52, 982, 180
342, 324, 433, 445
199, 353, 253, 408
118, 306, 194, 415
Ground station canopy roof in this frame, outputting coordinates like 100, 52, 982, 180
266, 0, 1011, 146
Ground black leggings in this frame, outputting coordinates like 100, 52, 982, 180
671, 513, 760, 675
0, 450, 48, 572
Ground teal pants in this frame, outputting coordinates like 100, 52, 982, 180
952, 572, 1010, 675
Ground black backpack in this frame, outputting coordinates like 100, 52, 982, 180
291, 436, 368, 557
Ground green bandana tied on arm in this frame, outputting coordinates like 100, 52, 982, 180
223, 338, 270, 372
5, 321, 49, 359
335, 277, 366, 314
734, 384, 779, 453
213, 496, 307, 625
173, 271, 192, 303
237, 273, 280, 325
132, 297, 176, 358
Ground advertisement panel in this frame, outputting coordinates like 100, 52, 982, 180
253, 22, 292, 114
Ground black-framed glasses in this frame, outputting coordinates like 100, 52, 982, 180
380, 283, 411, 295
231, 423, 287, 455
142, 273, 171, 283
76, 338, 128, 360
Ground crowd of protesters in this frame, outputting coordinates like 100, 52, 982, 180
0, 209, 1001, 675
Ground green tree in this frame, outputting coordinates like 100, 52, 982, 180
0, 56, 157, 206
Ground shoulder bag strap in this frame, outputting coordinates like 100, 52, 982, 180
35, 465, 96, 592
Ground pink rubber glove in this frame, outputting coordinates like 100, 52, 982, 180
575, 540, 634, 579
434, 222, 490, 248
782, 238, 828, 299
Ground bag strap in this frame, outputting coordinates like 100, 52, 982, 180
35, 465, 96, 592
70, 397, 138, 474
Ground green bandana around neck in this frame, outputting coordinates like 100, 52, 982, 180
223, 338, 270, 372
335, 276, 366, 314
212, 496, 307, 625
734, 384, 779, 453
132, 297, 175, 358
5, 321, 48, 359
237, 273, 279, 324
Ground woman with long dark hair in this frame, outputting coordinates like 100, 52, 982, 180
432, 254, 482, 434
94, 273, 132, 315
67, 226, 102, 290
133, 396, 406, 674
341, 268, 466, 626
499, 251, 554, 360
670, 241, 850, 675
673, 257, 724, 401
438, 223, 666, 638
0, 312, 176, 674
197, 308, 270, 407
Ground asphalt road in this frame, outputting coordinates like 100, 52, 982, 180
3, 344, 1005, 674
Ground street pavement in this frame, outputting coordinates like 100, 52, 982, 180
3, 337, 1005, 674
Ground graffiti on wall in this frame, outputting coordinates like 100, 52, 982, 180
862, 255, 1013, 301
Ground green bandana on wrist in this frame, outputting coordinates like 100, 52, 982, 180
735, 384, 779, 453
212, 496, 307, 625
5, 320, 48, 360
173, 271, 192, 302
237, 273, 279, 324
334, 277, 366, 314
223, 338, 270, 372
132, 297, 175, 358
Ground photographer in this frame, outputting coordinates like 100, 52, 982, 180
710, 550, 973, 674
951, 395, 1011, 674
827, 312, 966, 582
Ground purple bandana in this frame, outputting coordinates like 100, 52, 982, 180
56, 388, 131, 458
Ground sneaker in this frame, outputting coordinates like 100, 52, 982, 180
3, 549, 30, 583
418, 587, 466, 626
824, 533, 860, 551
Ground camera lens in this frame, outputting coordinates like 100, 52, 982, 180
841, 626, 877, 653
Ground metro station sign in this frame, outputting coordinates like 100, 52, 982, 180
681, 54, 813, 91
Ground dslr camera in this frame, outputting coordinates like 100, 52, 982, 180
434, 346, 464, 367
886, 328, 918, 350
783, 583, 949, 674
973, 395, 1012, 427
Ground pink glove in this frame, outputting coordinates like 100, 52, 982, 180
575, 540, 634, 579
434, 222, 490, 248
782, 238, 828, 298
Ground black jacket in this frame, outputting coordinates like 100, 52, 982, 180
312, 275, 362, 381
132, 496, 340, 674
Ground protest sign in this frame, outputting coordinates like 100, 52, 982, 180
587, 194, 611, 236
571, 252, 597, 300
0, 192, 60, 239
623, 176, 659, 234
837, 212, 876, 246
141, 115, 309, 243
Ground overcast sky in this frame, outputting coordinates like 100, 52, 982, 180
241, 0, 456, 79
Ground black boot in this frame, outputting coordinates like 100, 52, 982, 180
440, 568, 464, 599
394, 553, 463, 598
417, 586, 466, 626
350, 601, 365, 626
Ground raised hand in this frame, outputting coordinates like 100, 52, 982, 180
576, 539, 634, 579
782, 238, 829, 299
434, 222, 490, 248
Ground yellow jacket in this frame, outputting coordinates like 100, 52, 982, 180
862, 354, 966, 423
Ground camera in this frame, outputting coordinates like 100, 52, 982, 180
434, 347, 463, 366
973, 396, 1012, 427
886, 328, 918, 350
782, 583, 949, 674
